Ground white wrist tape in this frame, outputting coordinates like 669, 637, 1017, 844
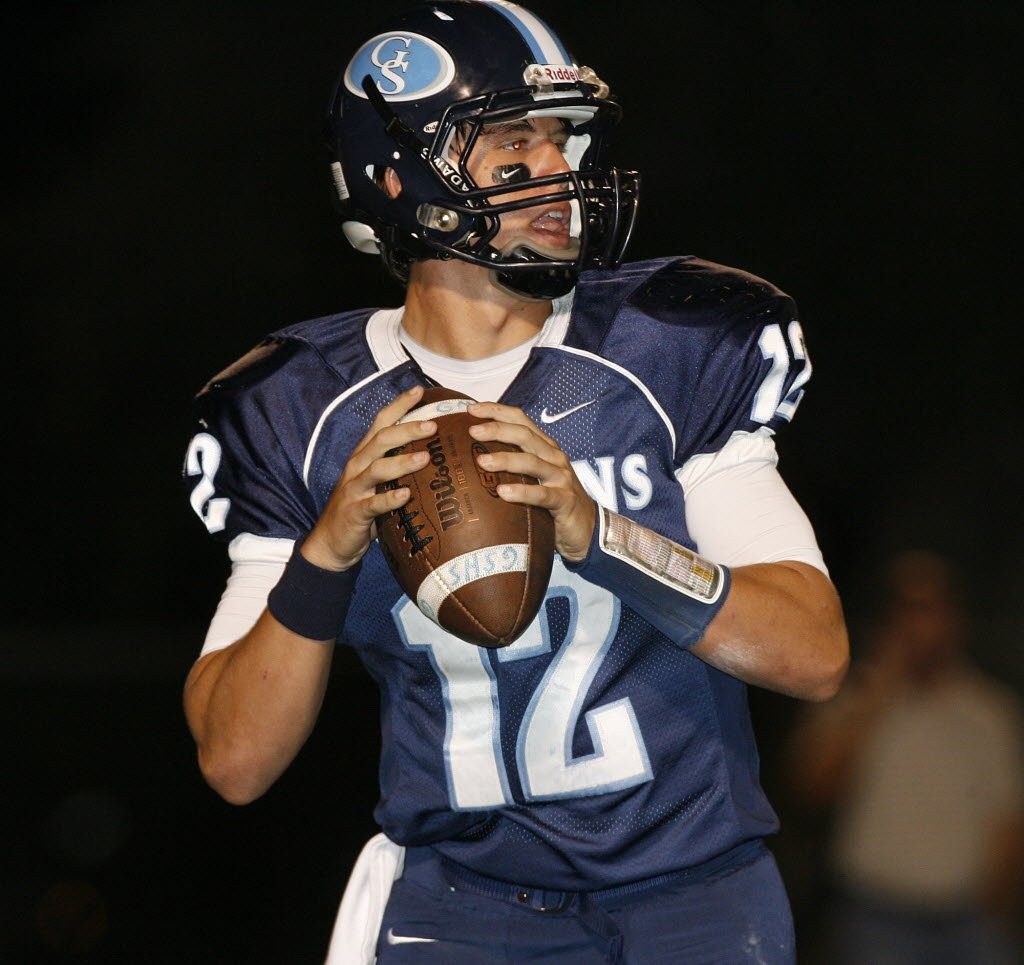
600, 508, 727, 604
567, 507, 730, 648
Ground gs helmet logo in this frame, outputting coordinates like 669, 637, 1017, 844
344, 32, 456, 101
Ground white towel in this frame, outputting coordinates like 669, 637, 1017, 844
324, 833, 406, 965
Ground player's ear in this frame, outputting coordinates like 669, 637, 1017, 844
382, 168, 402, 200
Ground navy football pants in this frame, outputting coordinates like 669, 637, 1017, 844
376, 842, 795, 963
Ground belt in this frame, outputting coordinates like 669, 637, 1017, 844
438, 837, 765, 911
435, 839, 767, 963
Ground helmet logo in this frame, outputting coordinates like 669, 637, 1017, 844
344, 32, 456, 102
372, 37, 412, 95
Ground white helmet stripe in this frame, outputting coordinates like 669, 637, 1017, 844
480, 1, 571, 65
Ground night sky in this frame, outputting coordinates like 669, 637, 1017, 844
6, 2, 1022, 961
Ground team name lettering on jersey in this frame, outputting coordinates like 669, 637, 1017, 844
571, 453, 652, 512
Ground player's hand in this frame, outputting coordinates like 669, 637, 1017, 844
467, 402, 596, 562
302, 386, 437, 571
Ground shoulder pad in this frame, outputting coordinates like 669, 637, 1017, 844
196, 337, 303, 399
626, 258, 791, 326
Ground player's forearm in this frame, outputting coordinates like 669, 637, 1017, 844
183, 609, 333, 804
692, 561, 848, 701
566, 507, 847, 699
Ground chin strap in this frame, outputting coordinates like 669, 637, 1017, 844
361, 76, 426, 153
491, 246, 576, 300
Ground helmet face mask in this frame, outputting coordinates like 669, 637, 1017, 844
326, 1, 640, 299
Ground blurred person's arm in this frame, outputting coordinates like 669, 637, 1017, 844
981, 812, 1024, 921
979, 694, 1024, 922
781, 635, 909, 808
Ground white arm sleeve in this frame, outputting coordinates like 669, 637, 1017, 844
676, 427, 828, 574
200, 533, 294, 656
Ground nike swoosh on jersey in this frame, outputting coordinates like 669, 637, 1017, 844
539, 399, 597, 424
386, 927, 438, 945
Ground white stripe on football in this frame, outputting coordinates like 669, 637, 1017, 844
416, 543, 530, 621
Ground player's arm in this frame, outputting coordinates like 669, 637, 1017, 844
689, 559, 846, 701
184, 386, 436, 804
184, 612, 336, 805
572, 507, 846, 702
467, 402, 848, 702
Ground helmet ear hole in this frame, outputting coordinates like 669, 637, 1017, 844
365, 165, 399, 198
381, 167, 403, 200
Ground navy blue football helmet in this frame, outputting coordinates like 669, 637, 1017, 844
326, 0, 640, 299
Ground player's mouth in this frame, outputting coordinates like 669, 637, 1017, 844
527, 206, 572, 247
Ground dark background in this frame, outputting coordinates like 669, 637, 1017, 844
5, 1, 1022, 961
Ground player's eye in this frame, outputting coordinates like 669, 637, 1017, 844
501, 138, 528, 151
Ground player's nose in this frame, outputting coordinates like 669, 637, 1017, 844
529, 138, 572, 178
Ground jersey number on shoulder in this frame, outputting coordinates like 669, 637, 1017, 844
751, 320, 811, 423
393, 558, 653, 809
185, 432, 230, 534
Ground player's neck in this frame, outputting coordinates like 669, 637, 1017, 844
402, 260, 551, 361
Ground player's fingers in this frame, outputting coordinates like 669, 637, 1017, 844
492, 480, 597, 560
339, 455, 426, 513
356, 486, 413, 522
375, 419, 437, 454
346, 420, 435, 481
352, 386, 427, 460
342, 484, 412, 523
475, 448, 562, 484
373, 385, 427, 432
468, 402, 558, 447
361, 449, 430, 487
314, 480, 413, 568
467, 420, 564, 462
492, 481, 563, 511
468, 401, 528, 422
337, 487, 413, 540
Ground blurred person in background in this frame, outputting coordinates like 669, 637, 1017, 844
784, 549, 1024, 964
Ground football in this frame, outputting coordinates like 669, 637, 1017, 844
376, 386, 555, 648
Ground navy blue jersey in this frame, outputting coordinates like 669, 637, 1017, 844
184, 256, 812, 890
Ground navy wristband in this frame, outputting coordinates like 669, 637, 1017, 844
266, 540, 360, 642
566, 507, 730, 649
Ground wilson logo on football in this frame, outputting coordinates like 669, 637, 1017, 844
344, 32, 456, 101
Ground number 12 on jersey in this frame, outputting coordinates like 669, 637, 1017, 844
392, 559, 653, 809
752, 320, 811, 424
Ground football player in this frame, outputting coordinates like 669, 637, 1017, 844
182, 2, 848, 962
